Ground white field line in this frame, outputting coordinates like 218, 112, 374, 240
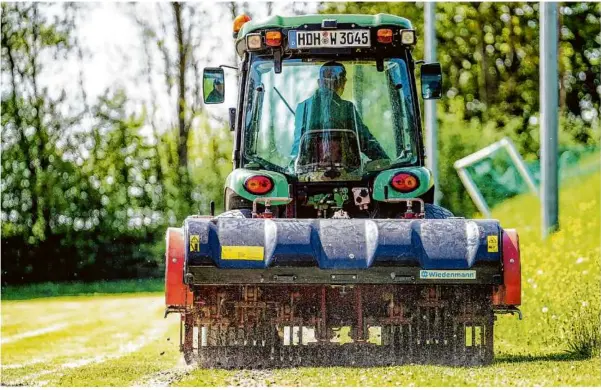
2, 296, 159, 329
1, 303, 140, 349
1, 323, 69, 344
0, 358, 49, 369
4, 323, 166, 386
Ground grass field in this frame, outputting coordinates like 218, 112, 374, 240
0, 279, 164, 301
1, 172, 600, 386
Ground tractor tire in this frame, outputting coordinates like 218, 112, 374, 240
424, 203, 454, 219
216, 208, 252, 219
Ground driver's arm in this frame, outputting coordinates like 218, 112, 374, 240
352, 107, 388, 160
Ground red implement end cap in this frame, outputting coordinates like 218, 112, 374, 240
165, 228, 193, 307
502, 229, 521, 306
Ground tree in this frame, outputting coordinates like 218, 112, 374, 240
1, 3, 81, 245
1, 3, 170, 283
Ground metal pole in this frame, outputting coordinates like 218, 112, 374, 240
540, 2, 559, 238
424, 1, 440, 205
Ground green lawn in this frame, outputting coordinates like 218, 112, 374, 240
1, 172, 599, 386
1, 278, 164, 301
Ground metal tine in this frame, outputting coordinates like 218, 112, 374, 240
398, 325, 403, 364
426, 307, 433, 349
408, 322, 413, 361
452, 322, 457, 354
480, 324, 484, 355
416, 306, 421, 346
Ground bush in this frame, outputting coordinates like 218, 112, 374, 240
555, 287, 601, 358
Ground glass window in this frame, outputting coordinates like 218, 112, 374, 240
243, 58, 418, 179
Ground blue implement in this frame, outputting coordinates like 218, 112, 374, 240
184, 217, 501, 270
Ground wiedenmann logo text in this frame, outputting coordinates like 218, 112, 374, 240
419, 270, 477, 280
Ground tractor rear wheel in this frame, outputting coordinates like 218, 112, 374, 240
216, 208, 252, 219
424, 203, 454, 219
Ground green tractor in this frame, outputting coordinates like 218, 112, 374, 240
164, 13, 522, 368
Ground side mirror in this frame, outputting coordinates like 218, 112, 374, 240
203, 67, 225, 104
420, 62, 442, 100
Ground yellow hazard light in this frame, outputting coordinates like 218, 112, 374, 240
233, 14, 251, 36
265, 31, 282, 47
377, 29, 393, 44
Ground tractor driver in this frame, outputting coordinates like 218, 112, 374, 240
206, 77, 224, 103
290, 61, 387, 162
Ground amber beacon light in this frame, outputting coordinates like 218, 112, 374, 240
233, 14, 251, 37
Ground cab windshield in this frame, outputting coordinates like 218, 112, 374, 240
243, 58, 418, 179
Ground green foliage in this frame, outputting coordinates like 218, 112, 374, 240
188, 115, 234, 214
321, 2, 601, 215
1, 83, 231, 283
1, 3, 233, 284
437, 99, 600, 215
554, 286, 601, 358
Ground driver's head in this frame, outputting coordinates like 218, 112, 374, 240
318, 61, 347, 96
213, 78, 224, 93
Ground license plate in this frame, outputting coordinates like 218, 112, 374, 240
288, 30, 370, 49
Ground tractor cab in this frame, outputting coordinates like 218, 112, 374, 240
204, 14, 443, 218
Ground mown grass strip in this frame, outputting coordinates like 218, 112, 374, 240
172, 357, 601, 387
1, 278, 164, 301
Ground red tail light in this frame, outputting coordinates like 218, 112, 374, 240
244, 175, 273, 195
390, 172, 419, 192
377, 28, 393, 44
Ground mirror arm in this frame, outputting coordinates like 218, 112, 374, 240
219, 64, 238, 70
415, 60, 425, 65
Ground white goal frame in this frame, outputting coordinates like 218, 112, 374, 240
453, 137, 538, 218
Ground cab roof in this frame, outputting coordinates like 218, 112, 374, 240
236, 13, 413, 40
